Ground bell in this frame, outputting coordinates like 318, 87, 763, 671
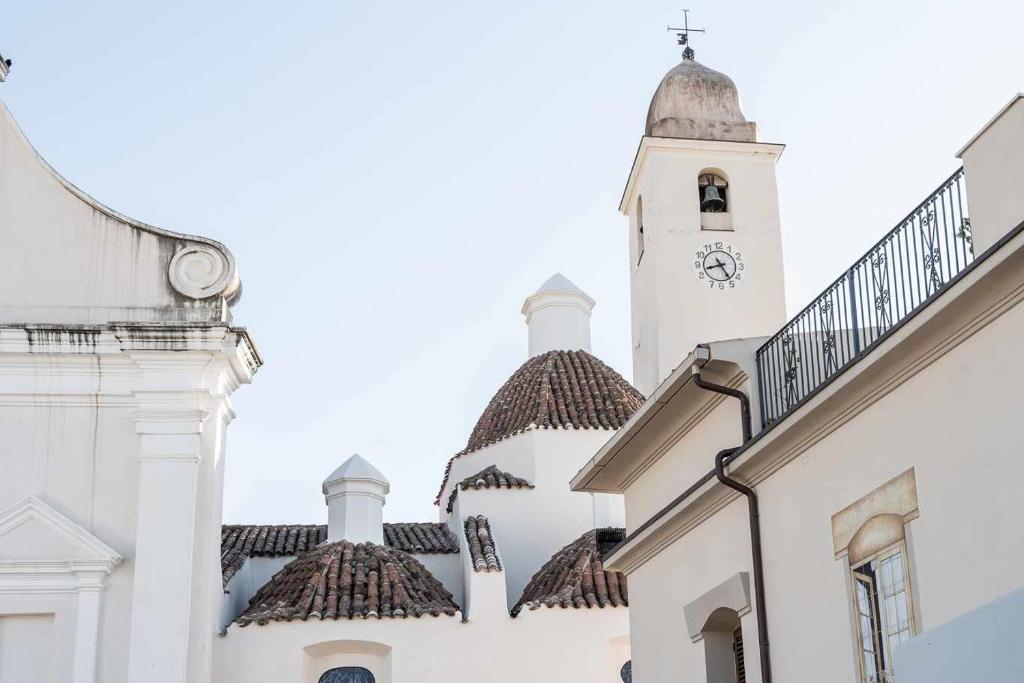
701, 185, 726, 212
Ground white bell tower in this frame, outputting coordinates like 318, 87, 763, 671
623, 53, 787, 395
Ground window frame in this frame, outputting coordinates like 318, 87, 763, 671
848, 541, 916, 683
634, 196, 645, 266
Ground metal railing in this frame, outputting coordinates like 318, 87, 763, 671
756, 168, 973, 428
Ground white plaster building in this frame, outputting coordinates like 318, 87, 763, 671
0, 71, 637, 681
4, 37, 1024, 683
573, 50, 1024, 683
215, 272, 637, 683
0, 90, 260, 683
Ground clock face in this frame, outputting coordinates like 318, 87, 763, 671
694, 242, 744, 289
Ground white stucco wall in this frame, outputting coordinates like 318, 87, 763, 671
441, 429, 620, 606
0, 99, 258, 683
215, 606, 629, 683
624, 138, 788, 395
617, 256, 1024, 682
893, 585, 1024, 683
0, 102, 237, 325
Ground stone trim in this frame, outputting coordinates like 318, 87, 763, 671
832, 468, 918, 560
682, 572, 751, 643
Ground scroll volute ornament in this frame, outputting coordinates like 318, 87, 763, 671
168, 243, 236, 300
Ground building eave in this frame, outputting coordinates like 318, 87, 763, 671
605, 218, 1024, 574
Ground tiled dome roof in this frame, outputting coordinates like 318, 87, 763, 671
512, 528, 628, 617
463, 350, 643, 454
434, 350, 643, 505
235, 541, 459, 626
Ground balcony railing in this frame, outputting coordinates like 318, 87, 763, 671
756, 168, 973, 428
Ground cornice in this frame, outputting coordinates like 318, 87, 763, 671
607, 222, 1024, 574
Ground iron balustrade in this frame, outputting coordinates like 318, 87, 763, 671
756, 168, 972, 428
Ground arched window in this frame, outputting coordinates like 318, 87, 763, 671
318, 667, 375, 683
620, 660, 633, 682
699, 173, 728, 213
635, 196, 645, 265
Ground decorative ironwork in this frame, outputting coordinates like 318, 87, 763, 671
757, 168, 972, 427
319, 667, 375, 683
668, 9, 705, 60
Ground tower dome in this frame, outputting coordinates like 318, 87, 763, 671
645, 58, 759, 142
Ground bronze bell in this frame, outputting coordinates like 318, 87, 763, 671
701, 185, 726, 212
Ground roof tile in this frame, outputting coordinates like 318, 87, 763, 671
235, 541, 459, 625
222, 522, 457, 586
464, 515, 501, 572
435, 350, 643, 504
512, 528, 628, 616
446, 465, 533, 512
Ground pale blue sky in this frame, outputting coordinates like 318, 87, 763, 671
3, 0, 1021, 524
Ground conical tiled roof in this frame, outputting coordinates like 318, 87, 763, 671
236, 541, 459, 626
512, 528, 628, 617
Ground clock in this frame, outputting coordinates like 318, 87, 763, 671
694, 242, 744, 289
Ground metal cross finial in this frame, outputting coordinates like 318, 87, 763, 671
667, 9, 705, 60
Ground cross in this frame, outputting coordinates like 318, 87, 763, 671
667, 9, 705, 60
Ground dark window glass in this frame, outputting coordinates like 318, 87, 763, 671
318, 667, 375, 683
620, 660, 632, 683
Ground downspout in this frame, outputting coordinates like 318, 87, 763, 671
693, 372, 772, 683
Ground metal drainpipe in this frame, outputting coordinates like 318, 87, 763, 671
694, 373, 772, 683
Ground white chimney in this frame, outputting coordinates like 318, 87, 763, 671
322, 454, 389, 544
521, 273, 595, 357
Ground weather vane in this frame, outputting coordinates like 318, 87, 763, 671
667, 9, 705, 60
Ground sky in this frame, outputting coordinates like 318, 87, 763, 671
2, 0, 1021, 524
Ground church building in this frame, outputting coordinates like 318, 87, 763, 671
573, 46, 1024, 683
2, 26, 1024, 683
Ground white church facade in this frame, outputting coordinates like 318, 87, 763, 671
2, 34, 1024, 683
573, 53, 1024, 683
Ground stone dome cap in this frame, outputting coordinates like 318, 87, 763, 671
645, 58, 759, 142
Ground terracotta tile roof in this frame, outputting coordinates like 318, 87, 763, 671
435, 350, 644, 504
464, 515, 501, 572
221, 524, 327, 586
511, 528, 628, 617
235, 541, 460, 625
221, 523, 457, 586
446, 465, 533, 512
382, 522, 459, 554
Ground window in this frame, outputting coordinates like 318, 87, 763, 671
699, 174, 728, 213
851, 543, 915, 683
620, 660, 632, 683
318, 667, 375, 683
732, 626, 745, 683
635, 196, 645, 265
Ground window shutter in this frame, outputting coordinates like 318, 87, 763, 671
733, 626, 746, 683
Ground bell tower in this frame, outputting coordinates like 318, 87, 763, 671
624, 40, 787, 395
